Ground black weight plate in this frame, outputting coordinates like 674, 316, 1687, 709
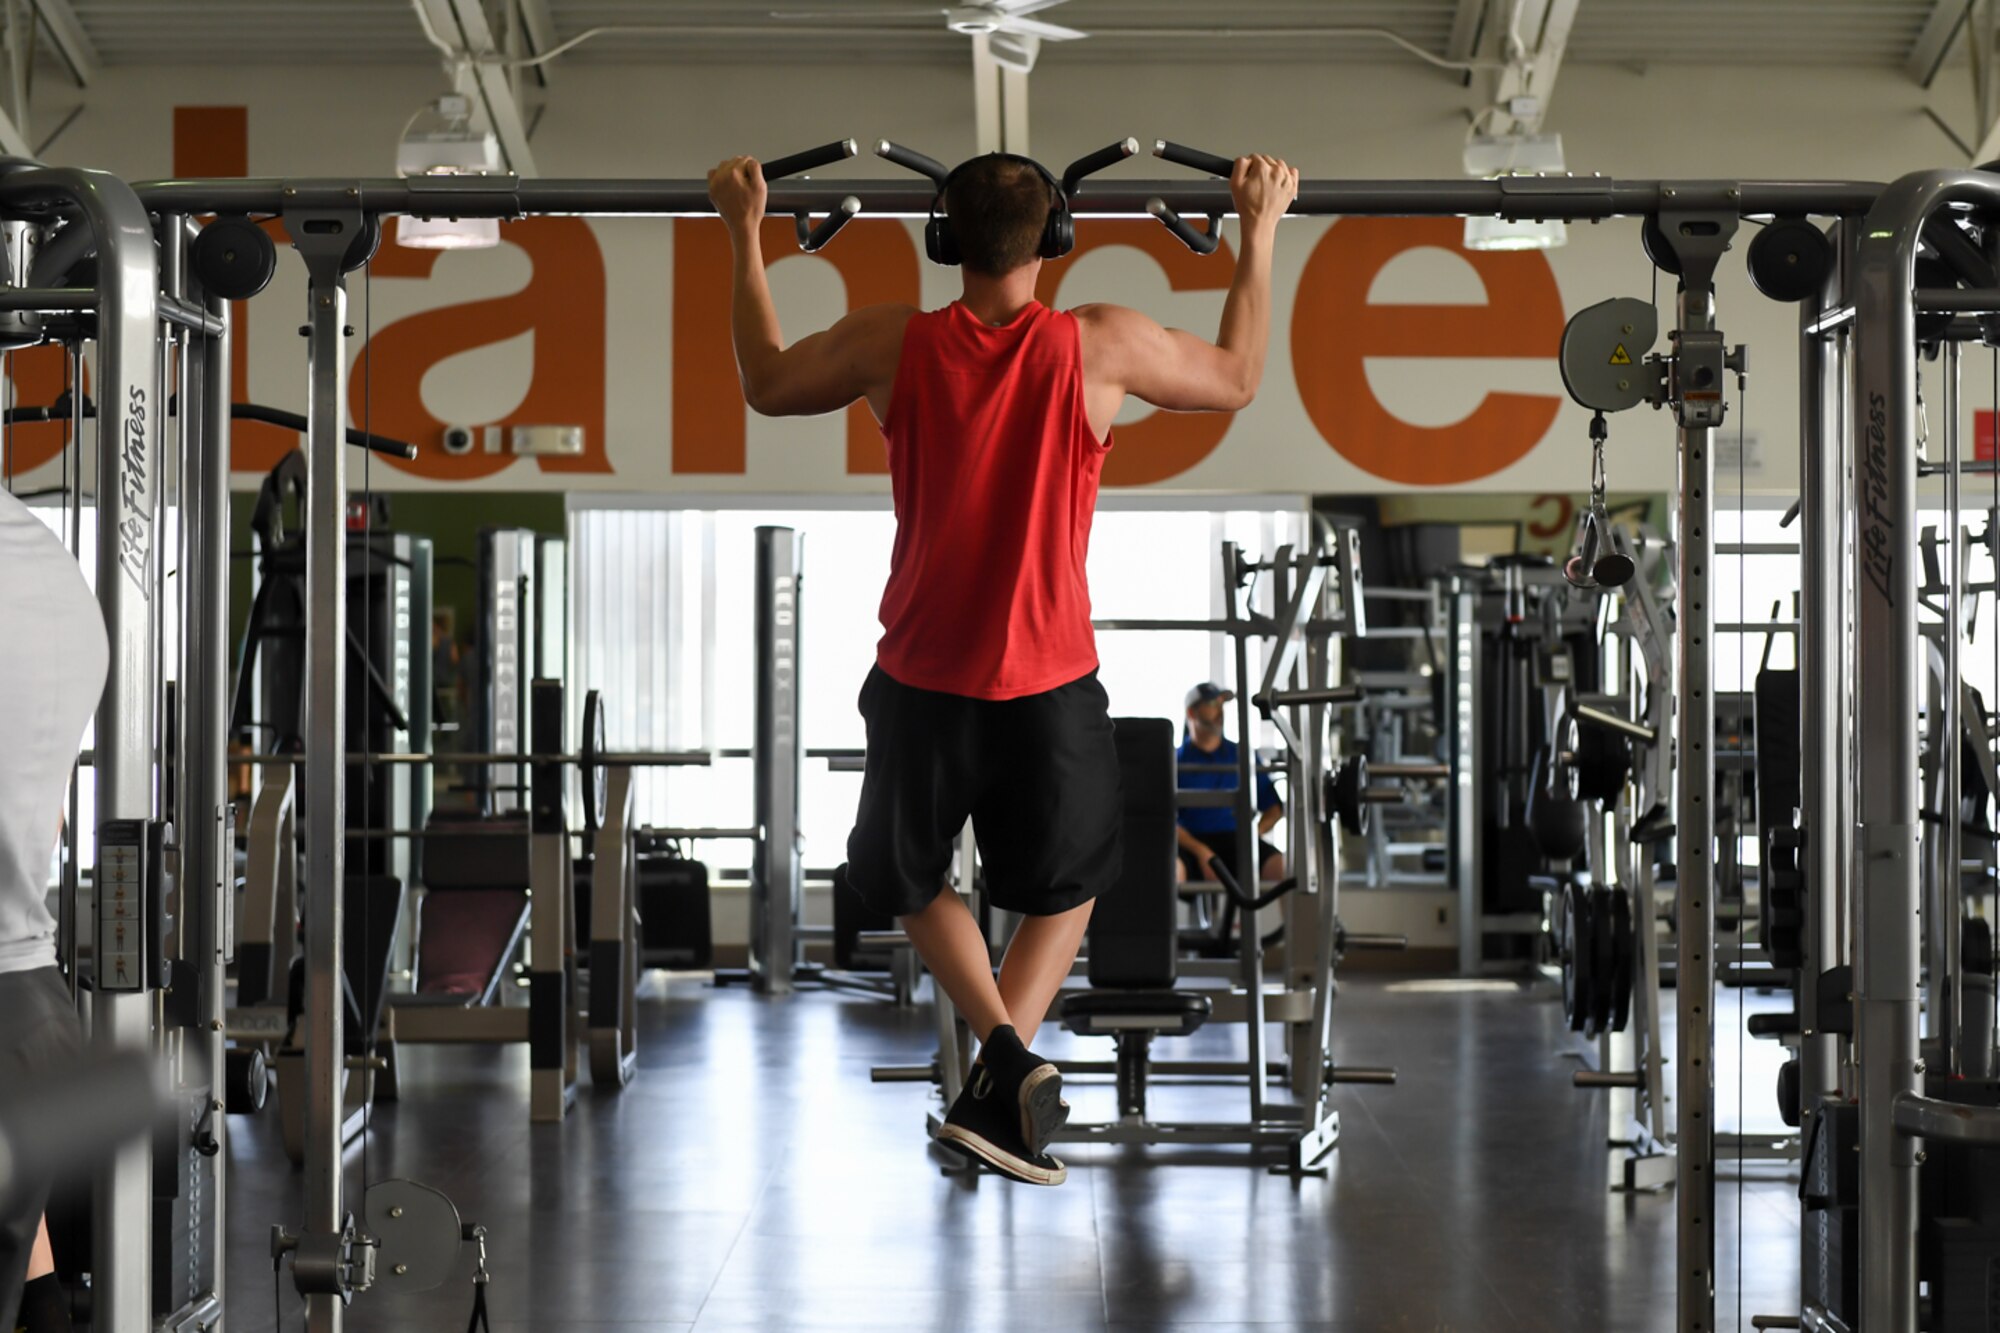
1776, 1058, 1801, 1129
193, 216, 278, 301
1561, 882, 1590, 1033
1573, 723, 1633, 805
1608, 886, 1635, 1034
1641, 214, 1683, 276
1326, 755, 1368, 838
582, 689, 608, 834
1584, 885, 1615, 1040
224, 1045, 267, 1115
1747, 217, 1833, 304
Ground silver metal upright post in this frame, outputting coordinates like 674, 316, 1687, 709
1798, 237, 1848, 1186
752, 525, 803, 994
1943, 338, 1965, 1076
1224, 542, 1270, 1119
1674, 280, 1719, 1333
190, 269, 234, 1315
285, 204, 363, 1333
1850, 171, 1940, 1333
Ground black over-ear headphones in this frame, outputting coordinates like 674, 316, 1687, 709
926, 152, 1074, 267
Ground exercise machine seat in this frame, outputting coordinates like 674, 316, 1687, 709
408, 813, 533, 1005
1060, 989, 1211, 1038
1062, 717, 1215, 1040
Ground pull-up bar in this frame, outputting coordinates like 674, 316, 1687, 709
117, 135, 1886, 246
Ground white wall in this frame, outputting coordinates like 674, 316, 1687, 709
2, 56, 1984, 498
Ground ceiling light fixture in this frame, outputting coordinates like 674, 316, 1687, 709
1462, 132, 1568, 253
396, 93, 503, 251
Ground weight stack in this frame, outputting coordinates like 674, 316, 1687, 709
1800, 1097, 1859, 1326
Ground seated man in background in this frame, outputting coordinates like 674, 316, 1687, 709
1175, 681, 1285, 893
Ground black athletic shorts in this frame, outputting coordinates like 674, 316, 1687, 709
1178, 830, 1283, 888
845, 665, 1123, 918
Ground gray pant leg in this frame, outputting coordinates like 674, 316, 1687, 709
0, 968, 85, 1330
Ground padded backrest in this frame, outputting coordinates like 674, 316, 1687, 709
421, 812, 532, 891
1088, 716, 1179, 990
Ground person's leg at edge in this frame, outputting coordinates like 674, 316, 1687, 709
996, 899, 1094, 1048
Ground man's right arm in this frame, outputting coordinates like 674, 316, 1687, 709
1075, 154, 1298, 422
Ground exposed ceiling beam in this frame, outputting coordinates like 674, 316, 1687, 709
1446, 0, 1489, 60
515, 0, 555, 87
30, 0, 95, 88
1485, 0, 1580, 138
411, 0, 537, 176
1909, 0, 1976, 88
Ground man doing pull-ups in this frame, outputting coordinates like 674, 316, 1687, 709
708, 146, 1297, 1185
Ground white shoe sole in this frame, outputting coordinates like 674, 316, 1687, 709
935, 1124, 1068, 1185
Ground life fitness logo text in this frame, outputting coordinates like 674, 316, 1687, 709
118, 385, 151, 597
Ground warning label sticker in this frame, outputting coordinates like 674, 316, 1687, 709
1608, 344, 1632, 366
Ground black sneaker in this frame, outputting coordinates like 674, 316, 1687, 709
975, 1024, 1069, 1157
936, 1064, 1068, 1185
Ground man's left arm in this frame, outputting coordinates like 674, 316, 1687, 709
709, 154, 912, 419
1256, 769, 1283, 834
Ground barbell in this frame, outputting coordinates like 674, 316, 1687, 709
247, 688, 707, 833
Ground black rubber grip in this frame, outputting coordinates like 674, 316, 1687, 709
760, 139, 858, 183
1154, 140, 1236, 180
874, 140, 951, 187
1060, 138, 1138, 195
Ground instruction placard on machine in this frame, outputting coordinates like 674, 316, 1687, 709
96, 820, 149, 992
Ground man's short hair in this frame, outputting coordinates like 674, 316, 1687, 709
944, 156, 1056, 276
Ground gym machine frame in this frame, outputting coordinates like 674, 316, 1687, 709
1779, 171, 2000, 1333
119, 143, 1897, 1329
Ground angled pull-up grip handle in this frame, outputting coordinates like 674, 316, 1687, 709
794, 197, 861, 253
1148, 198, 1224, 255
761, 139, 858, 183
1153, 139, 1236, 180
1060, 137, 1138, 195
874, 140, 951, 188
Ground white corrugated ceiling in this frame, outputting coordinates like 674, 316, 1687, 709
36, 0, 1961, 69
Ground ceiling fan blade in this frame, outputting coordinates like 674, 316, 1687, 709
767, 6, 945, 19
991, 0, 1070, 15
995, 14, 1086, 40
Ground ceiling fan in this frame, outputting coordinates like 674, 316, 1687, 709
768, 0, 1087, 71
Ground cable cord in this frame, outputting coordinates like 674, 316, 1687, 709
1735, 368, 1748, 1333
361, 250, 376, 1196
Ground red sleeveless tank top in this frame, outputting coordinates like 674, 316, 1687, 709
873, 300, 1110, 701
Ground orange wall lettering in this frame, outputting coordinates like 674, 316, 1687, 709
1292, 217, 1563, 486
1036, 222, 1237, 486
354, 215, 608, 480
670, 216, 920, 475
3, 344, 78, 474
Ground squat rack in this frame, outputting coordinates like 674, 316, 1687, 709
74, 143, 1913, 1332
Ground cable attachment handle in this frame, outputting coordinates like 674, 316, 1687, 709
1565, 412, 1635, 591
463, 1224, 490, 1333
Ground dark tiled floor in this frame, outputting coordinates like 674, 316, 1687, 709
226, 975, 1800, 1331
